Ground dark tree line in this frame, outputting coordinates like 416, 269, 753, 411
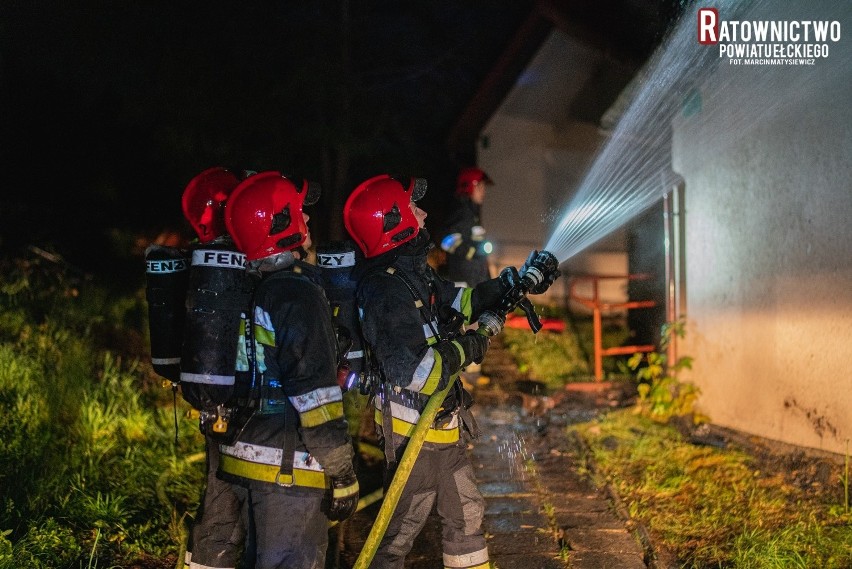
0, 0, 532, 273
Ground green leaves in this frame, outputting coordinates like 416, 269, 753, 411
502, 325, 591, 388
0, 255, 205, 566
575, 411, 852, 568
628, 318, 701, 424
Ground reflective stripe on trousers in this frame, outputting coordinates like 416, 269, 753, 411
443, 552, 490, 569
186, 438, 329, 569
218, 441, 327, 488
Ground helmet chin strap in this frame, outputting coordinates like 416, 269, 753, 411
407, 227, 431, 249
292, 246, 308, 260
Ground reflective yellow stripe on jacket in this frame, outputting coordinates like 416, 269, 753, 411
374, 395, 461, 445
219, 443, 327, 489
289, 385, 345, 427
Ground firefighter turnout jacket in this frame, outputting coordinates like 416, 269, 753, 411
218, 260, 354, 490
356, 242, 502, 569
356, 244, 505, 449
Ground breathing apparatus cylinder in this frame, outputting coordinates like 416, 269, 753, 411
145, 245, 190, 382
316, 241, 366, 391
179, 239, 254, 411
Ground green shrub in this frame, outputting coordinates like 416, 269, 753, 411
0, 518, 83, 569
499, 309, 633, 388
502, 326, 590, 389
0, 346, 53, 530
625, 318, 701, 424
0, 254, 206, 566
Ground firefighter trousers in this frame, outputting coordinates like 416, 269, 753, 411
371, 442, 489, 569
186, 437, 244, 569
186, 438, 329, 569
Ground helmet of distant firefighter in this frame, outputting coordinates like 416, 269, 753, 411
455, 166, 493, 199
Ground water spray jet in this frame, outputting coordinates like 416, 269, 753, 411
543, 0, 846, 265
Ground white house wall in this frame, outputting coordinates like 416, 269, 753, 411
672, 4, 852, 454
478, 30, 630, 306
479, 113, 551, 263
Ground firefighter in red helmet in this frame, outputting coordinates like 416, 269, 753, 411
188, 171, 358, 569
439, 166, 494, 287
178, 166, 247, 569
343, 174, 558, 569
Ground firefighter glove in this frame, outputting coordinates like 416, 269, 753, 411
455, 330, 490, 368
438, 305, 466, 339
326, 467, 359, 522
498, 266, 521, 292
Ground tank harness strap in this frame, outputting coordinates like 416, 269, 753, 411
356, 268, 415, 468
384, 266, 441, 339
268, 270, 302, 485
237, 288, 260, 426
380, 382, 396, 466
383, 267, 442, 460
250, 273, 299, 485
458, 386, 480, 440
172, 383, 179, 446
277, 398, 298, 485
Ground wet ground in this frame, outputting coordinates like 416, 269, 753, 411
331, 337, 653, 569
326, 334, 851, 569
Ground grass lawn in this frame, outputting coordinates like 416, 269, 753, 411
501, 307, 851, 568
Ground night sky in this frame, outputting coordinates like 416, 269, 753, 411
0, 1, 535, 272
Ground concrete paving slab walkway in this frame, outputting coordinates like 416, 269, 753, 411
334, 337, 653, 568
471, 403, 648, 569
335, 397, 650, 569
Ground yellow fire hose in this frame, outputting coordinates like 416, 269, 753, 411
351, 377, 457, 569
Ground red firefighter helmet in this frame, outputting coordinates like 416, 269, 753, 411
455, 166, 493, 197
224, 171, 321, 262
343, 175, 427, 258
181, 167, 241, 243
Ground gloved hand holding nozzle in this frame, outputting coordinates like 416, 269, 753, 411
455, 329, 490, 366
477, 249, 561, 336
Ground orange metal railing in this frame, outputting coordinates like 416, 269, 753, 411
569, 274, 657, 381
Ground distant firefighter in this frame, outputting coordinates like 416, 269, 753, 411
440, 166, 494, 287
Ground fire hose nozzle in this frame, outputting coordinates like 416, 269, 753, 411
520, 250, 559, 292
478, 250, 561, 336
